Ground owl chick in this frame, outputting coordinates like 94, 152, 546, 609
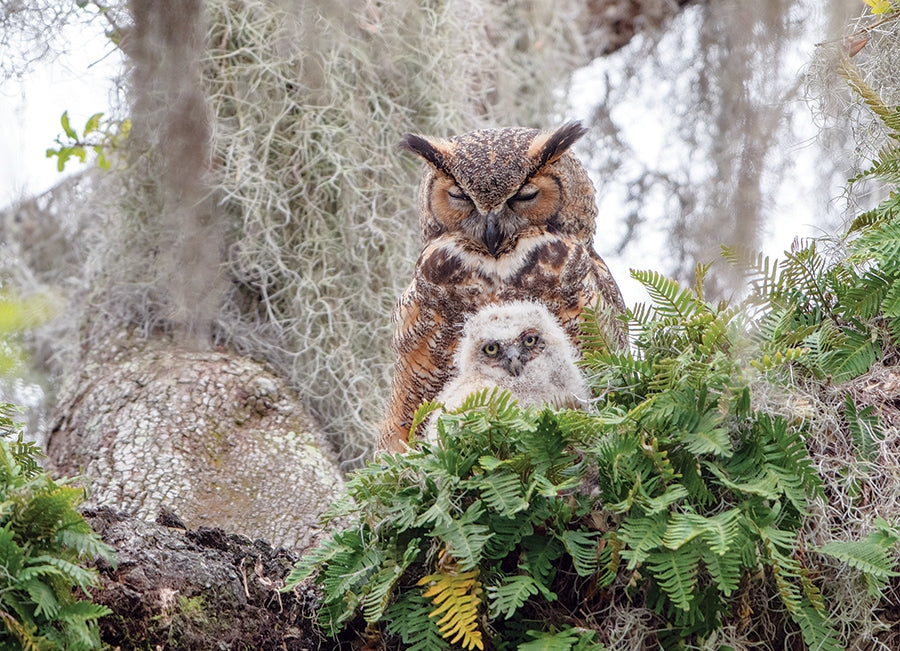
380, 121, 625, 451
423, 301, 589, 444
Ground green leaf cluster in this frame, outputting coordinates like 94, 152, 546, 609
287, 237, 900, 649
582, 269, 849, 648
0, 293, 55, 377
45, 111, 131, 172
0, 404, 115, 651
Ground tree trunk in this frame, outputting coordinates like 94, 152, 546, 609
84, 506, 334, 650
47, 340, 344, 552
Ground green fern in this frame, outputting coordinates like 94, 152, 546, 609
817, 519, 900, 598
285, 55, 900, 650
0, 404, 115, 651
645, 545, 702, 612
843, 395, 883, 462
384, 592, 451, 651
517, 628, 604, 651
486, 574, 544, 620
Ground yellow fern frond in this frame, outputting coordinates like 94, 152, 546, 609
418, 567, 484, 650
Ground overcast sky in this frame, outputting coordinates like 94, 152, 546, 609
0, 19, 121, 209
1, 5, 846, 308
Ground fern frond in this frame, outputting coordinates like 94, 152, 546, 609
818, 324, 879, 382
693, 260, 713, 298
758, 415, 823, 512
704, 460, 781, 500
879, 277, 900, 317
782, 243, 832, 311
618, 512, 668, 570
0, 609, 42, 651
487, 574, 543, 620
23, 578, 59, 619
722, 245, 784, 301
849, 190, 900, 236
55, 525, 116, 568
850, 219, 900, 264
839, 268, 889, 318
663, 509, 741, 556
699, 544, 742, 596
843, 395, 883, 462
418, 567, 484, 651
678, 415, 732, 458
409, 401, 443, 444
518, 627, 600, 651
818, 538, 898, 578
414, 487, 456, 530
430, 501, 492, 571
482, 510, 534, 560
789, 603, 844, 651
385, 592, 452, 651
362, 537, 421, 623
631, 269, 703, 322
560, 530, 600, 577
640, 484, 689, 515
579, 304, 627, 354
471, 468, 529, 517
856, 144, 900, 185
519, 534, 564, 586
646, 544, 701, 612
27, 556, 98, 592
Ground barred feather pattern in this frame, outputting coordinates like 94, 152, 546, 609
379, 124, 626, 452
381, 216, 625, 450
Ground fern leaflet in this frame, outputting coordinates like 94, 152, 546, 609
418, 567, 484, 650
646, 544, 701, 612
487, 574, 542, 620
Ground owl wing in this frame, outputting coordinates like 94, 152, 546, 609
379, 244, 495, 451
498, 237, 627, 350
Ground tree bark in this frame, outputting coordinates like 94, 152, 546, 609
84, 506, 336, 650
47, 340, 345, 552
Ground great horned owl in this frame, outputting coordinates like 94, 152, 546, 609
432, 300, 589, 419
380, 121, 625, 451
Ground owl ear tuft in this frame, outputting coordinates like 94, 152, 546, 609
399, 133, 450, 174
530, 121, 589, 169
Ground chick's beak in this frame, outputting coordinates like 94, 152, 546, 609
503, 349, 524, 377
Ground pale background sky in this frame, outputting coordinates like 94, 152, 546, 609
0, 19, 121, 209
1, 6, 846, 308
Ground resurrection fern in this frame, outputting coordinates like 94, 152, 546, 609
418, 567, 484, 651
284, 254, 900, 649
817, 518, 900, 598
287, 80, 900, 645
0, 403, 115, 651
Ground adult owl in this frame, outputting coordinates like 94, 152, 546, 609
380, 121, 625, 451
423, 301, 590, 444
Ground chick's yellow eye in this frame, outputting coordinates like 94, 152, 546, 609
482, 342, 500, 356
522, 334, 539, 348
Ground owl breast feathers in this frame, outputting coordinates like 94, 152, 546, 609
380, 121, 625, 451
423, 300, 590, 445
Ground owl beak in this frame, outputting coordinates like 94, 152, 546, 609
503, 349, 524, 377
483, 210, 503, 257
